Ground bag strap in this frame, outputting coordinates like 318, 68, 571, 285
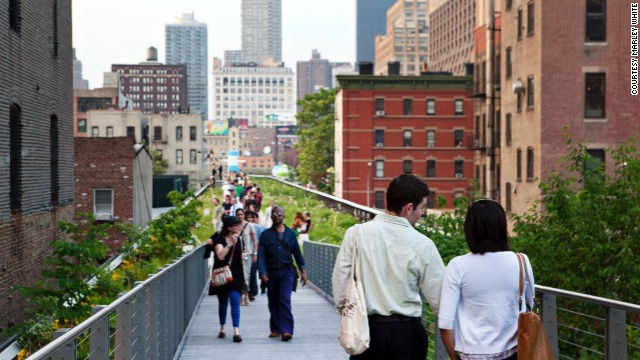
516, 252, 533, 312
350, 226, 359, 282
516, 253, 524, 309
227, 240, 237, 266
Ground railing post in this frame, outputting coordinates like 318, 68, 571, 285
51, 328, 75, 360
606, 308, 627, 360
146, 273, 158, 359
114, 295, 132, 360
540, 292, 559, 359
89, 305, 109, 360
131, 281, 146, 360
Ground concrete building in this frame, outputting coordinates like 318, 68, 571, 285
241, 0, 282, 63
74, 87, 119, 137
429, 0, 476, 74
165, 13, 208, 119
74, 137, 153, 254
148, 113, 204, 187
73, 48, 89, 90
335, 73, 474, 210
85, 109, 147, 144
225, 50, 243, 65
356, 0, 397, 71
375, 0, 429, 75
112, 47, 188, 116
296, 50, 332, 102
331, 63, 357, 88
212, 59, 296, 127
0, 0, 74, 331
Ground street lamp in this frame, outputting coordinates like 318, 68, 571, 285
367, 162, 372, 208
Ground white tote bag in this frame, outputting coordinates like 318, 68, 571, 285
338, 229, 370, 355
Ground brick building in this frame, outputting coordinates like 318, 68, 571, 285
74, 137, 153, 254
335, 74, 474, 210
0, 0, 74, 333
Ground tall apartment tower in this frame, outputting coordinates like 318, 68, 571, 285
356, 0, 397, 71
241, 0, 282, 63
296, 49, 332, 102
1, 0, 74, 330
429, 0, 476, 75
375, 0, 429, 75
165, 13, 208, 120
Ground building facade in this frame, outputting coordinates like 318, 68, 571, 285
356, 0, 397, 71
74, 87, 119, 137
85, 109, 147, 144
296, 49, 332, 102
375, 0, 429, 75
335, 74, 474, 210
429, 0, 476, 75
212, 60, 296, 126
241, 0, 282, 63
0, 0, 74, 332
165, 13, 208, 119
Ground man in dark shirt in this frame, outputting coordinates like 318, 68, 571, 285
257, 206, 307, 341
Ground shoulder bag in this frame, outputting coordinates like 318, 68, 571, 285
338, 227, 370, 355
516, 253, 554, 360
211, 241, 237, 287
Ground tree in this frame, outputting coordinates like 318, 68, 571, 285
294, 88, 337, 192
150, 148, 168, 175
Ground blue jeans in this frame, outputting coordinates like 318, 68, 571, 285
266, 267, 294, 334
217, 290, 241, 327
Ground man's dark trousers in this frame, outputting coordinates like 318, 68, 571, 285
266, 267, 295, 335
351, 316, 428, 360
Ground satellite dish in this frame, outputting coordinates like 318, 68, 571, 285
263, 146, 272, 155
243, 150, 251, 156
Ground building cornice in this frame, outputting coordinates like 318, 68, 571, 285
337, 75, 472, 90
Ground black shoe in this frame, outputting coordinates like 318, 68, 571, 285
217, 331, 225, 339
281, 333, 292, 342
233, 334, 243, 342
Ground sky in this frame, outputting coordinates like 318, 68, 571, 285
72, 0, 356, 91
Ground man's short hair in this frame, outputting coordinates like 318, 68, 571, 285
386, 174, 431, 215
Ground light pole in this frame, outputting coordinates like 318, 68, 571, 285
367, 161, 372, 208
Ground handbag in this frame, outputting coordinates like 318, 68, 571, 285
211, 242, 237, 287
516, 253, 554, 360
338, 228, 370, 355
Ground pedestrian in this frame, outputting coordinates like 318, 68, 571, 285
212, 197, 223, 232
257, 206, 307, 342
438, 200, 534, 360
204, 216, 246, 343
262, 200, 275, 228
235, 208, 258, 305
246, 211, 267, 297
332, 174, 446, 359
218, 164, 223, 180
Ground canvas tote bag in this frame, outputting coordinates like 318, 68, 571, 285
516, 253, 554, 360
339, 227, 370, 355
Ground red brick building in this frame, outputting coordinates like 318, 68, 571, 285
335, 74, 474, 210
75, 137, 153, 254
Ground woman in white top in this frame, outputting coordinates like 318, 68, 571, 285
438, 200, 534, 360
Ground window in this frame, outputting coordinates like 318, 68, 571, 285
527, 1, 535, 35
176, 149, 183, 164
154, 126, 162, 141
375, 191, 385, 209
126, 126, 135, 138
527, 76, 534, 108
454, 130, 464, 147
10, 104, 22, 212
77, 119, 87, 133
52, 0, 58, 57
427, 99, 436, 115
427, 130, 436, 147
517, 7, 523, 40
106, 126, 114, 137
427, 191, 437, 208
176, 126, 183, 141
506, 182, 512, 212
527, 147, 534, 180
454, 160, 464, 178
586, 0, 606, 42
427, 160, 436, 177
9, 0, 20, 32
585, 149, 605, 181
403, 130, 412, 147
517, 91, 523, 112
517, 148, 523, 181
50, 115, 59, 205
403, 99, 413, 115
454, 99, 464, 115
375, 129, 384, 147
375, 160, 384, 177
93, 189, 113, 221
190, 149, 197, 164
506, 0, 512, 10
190, 126, 197, 141
585, 73, 605, 118
91, 126, 99, 137
403, 160, 413, 174
506, 47, 512, 78
474, 116, 480, 146
375, 98, 385, 114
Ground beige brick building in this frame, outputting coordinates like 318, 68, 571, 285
429, 0, 476, 75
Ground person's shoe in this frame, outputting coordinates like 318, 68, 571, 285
249, 296, 255, 301
281, 333, 292, 342
268, 332, 280, 338
217, 331, 225, 339
233, 334, 242, 342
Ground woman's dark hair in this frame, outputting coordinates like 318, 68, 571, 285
386, 174, 431, 215
464, 199, 509, 254
235, 208, 245, 216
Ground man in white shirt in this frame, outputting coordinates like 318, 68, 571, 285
332, 174, 445, 359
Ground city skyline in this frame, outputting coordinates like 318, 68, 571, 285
73, 0, 355, 93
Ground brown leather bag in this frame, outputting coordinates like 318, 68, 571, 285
516, 253, 554, 360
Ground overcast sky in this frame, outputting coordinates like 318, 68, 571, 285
72, 0, 356, 91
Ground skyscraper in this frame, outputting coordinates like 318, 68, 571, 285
73, 48, 89, 90
241, 0, 282, 63
296, 49, 331, 103
165, 13, 208, 119
356, 0, 396, 71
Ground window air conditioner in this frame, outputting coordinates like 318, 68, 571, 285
427, 143, 435, 148
455, 173, 464, 179
375, 110, 385, 116
95, 214, 113, 221
375, 142, 384, 148
512, 80, 525, 93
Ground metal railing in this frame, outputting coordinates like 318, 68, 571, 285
26, 245, 208, 360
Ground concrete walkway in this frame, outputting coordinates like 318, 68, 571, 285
176, 282, 348, 360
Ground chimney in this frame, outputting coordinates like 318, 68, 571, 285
387, 61, 400, 75
420, 62, 429, 75
358, 61, 373, 75
147, 47, 158, 62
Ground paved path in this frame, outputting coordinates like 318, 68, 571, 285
176, 282, 348, 359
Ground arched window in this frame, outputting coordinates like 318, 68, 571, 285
10, 104, 22, 212
51, 115, 59, 205
517, 148, 522, 181
527, 147, 534, 180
